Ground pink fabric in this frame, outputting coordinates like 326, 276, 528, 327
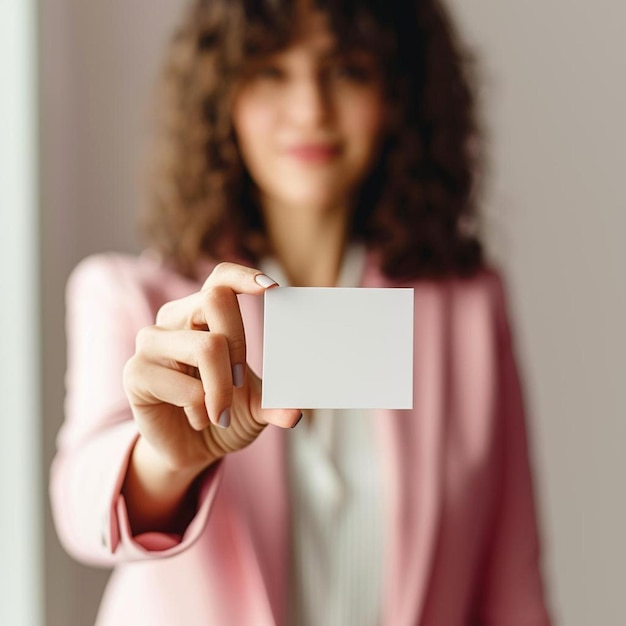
50, 251, 553, 626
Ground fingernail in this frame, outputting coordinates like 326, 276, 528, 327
232, 363, 244, 388
255, 274, 278, 289
291, 412, 303, 428
218, 408, 231, 429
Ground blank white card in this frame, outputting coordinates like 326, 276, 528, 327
262, 287, 414, 409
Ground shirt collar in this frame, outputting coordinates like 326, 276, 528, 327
260, 242, 366, 288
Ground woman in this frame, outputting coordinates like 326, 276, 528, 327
50, 0, 553, 624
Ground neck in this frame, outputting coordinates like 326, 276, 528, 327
261, 198, 351, 287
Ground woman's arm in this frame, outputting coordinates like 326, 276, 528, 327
49, 255, 223, 566
50, 253, 300, 566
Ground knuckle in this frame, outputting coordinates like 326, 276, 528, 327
204, 261, 253, 289
122, 356, 140, 389
201, 284, 230, 308
213, 261, 232, 276
187, 383, 206, 408
134, 326, 152, 353
184, 403, 210, 432
155, 301, 174, 326
197, 332, 226, 358
228, 334, 246, 358
206, 386, 233, 413
204, 262, 230, 288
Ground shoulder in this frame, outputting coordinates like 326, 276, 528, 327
466, 265, 515, 328
69, 250, 204, 294
444, 265, 519, 356
66, 251, 204, 323
364, 254, 515, 336
447, 265, 516, 334
363, 248, 506, 294
451, 265, 510, 309
366, 254, 509, 308
70, 251, 176, 288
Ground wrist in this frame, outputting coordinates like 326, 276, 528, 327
134, 435, 213, 486
122, 436, 215, 535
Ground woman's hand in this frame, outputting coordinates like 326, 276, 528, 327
123, 262, 302, 479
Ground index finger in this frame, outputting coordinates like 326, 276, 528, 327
156, 262, 278, 330
202, 262, 278, 293
156, 264, 278, 383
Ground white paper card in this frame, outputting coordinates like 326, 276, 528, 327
262, 287, 414, 409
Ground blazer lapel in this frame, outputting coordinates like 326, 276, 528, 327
230, 426, 290, 626
364, 259, 447, 626
231, 292, 291, 626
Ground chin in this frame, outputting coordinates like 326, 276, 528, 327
281, 190, 349, 212
279, 181, 356, 209
283, 198, 339, 213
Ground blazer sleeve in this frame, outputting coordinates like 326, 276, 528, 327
474, 272, 554, 625
49, 254, 223, 567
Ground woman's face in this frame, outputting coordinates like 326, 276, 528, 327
232, 12, 388, 217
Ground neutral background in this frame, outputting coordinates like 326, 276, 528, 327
39, 1, 625, 624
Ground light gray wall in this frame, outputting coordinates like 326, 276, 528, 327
40, 2, 180, 625
448, 3, 626, 624
40, 2, 626, 625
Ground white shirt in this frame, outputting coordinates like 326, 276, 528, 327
261, 245, 384, 626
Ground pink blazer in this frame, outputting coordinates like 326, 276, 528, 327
50, 251, 552, 626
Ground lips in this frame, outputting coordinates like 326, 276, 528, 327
285, 143, 340, 163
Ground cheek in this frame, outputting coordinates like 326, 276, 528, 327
232, 98, 275, 159
342, 98, 388, 155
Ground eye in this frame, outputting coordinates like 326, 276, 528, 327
248, 63, 285, 81
333, 62, 375, 82
327, 55, 380, 84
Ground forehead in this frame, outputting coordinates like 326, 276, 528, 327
290, 8, 337, 53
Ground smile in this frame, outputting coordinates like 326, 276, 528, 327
285, 144, 340, 163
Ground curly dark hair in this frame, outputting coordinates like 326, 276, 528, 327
142, 0, 485, 280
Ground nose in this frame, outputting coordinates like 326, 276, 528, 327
286, 74, 331, 128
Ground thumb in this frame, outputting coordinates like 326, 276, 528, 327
248, 370, 302, 429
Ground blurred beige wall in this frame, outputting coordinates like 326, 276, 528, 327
448, 3, 626, 624
40, 1, 625, 625
40, 2, 180, 624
